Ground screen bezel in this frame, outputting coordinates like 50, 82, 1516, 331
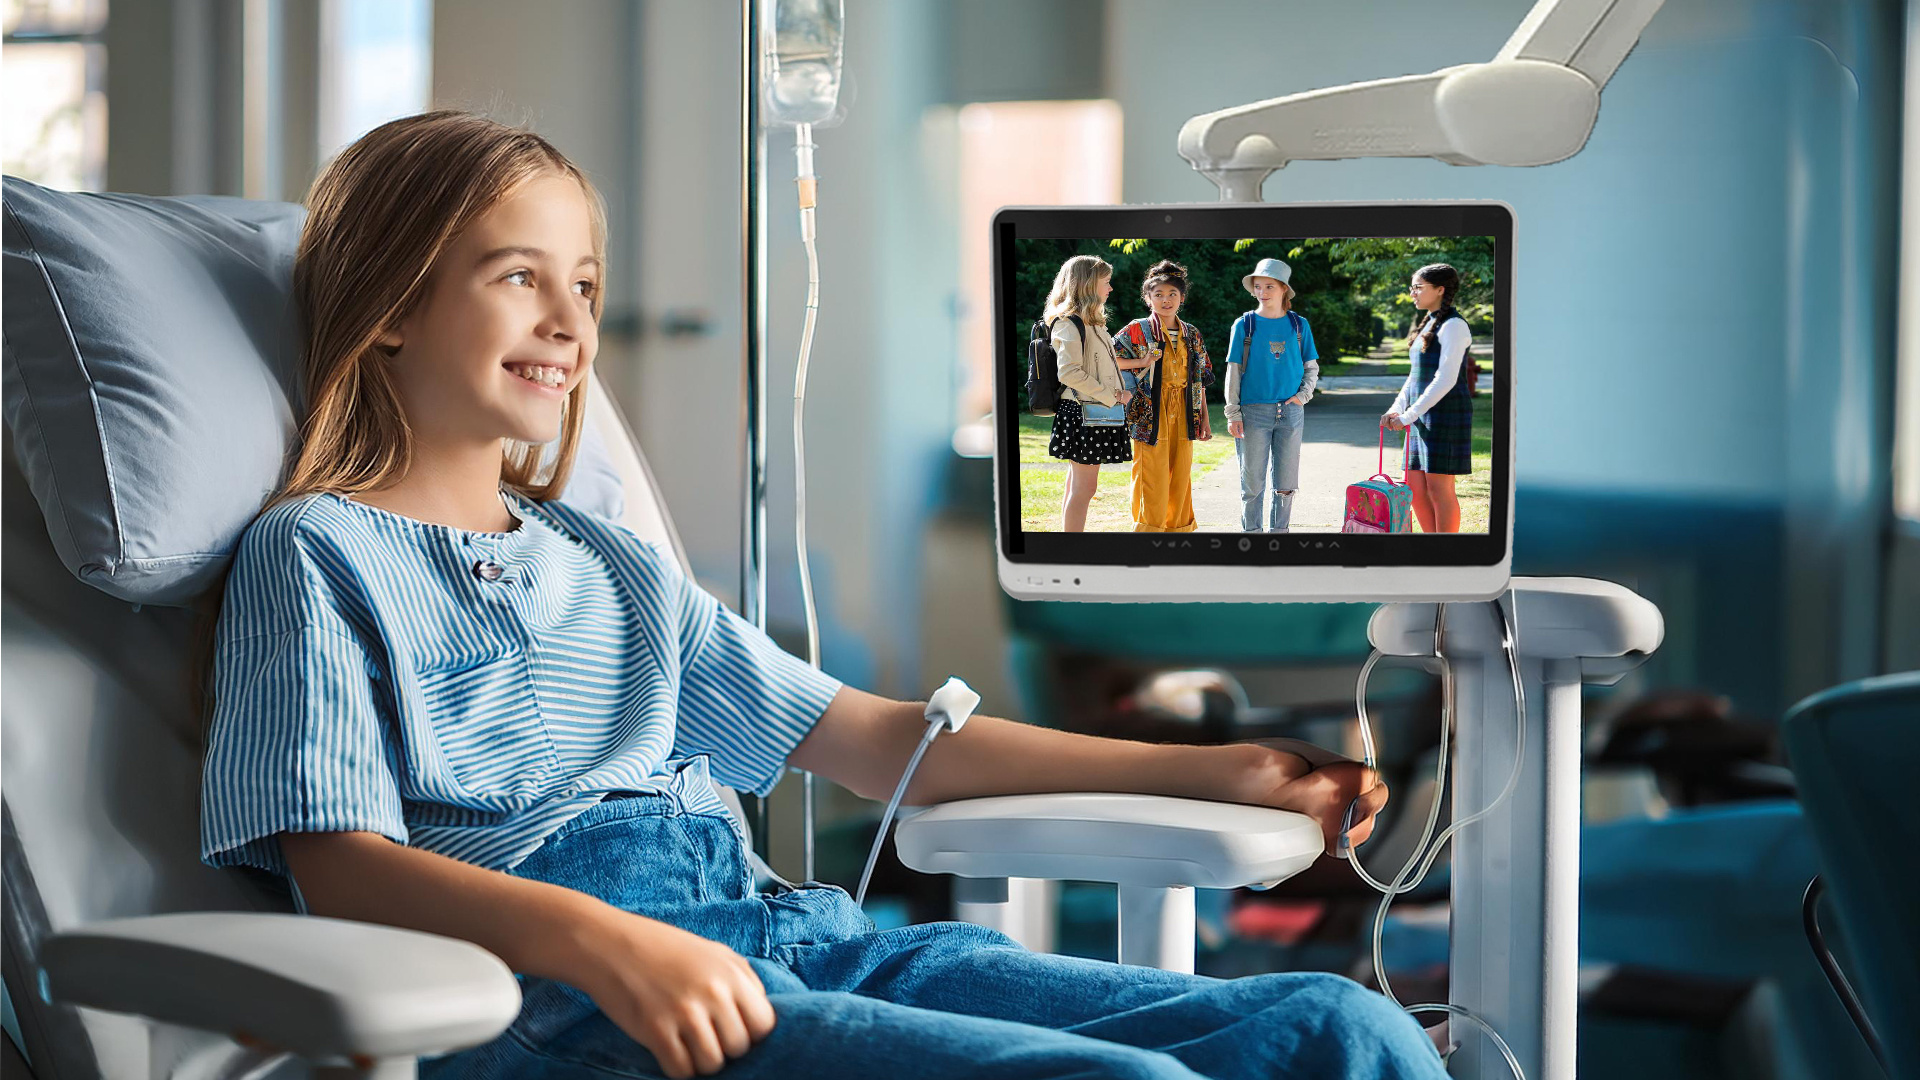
994, 202, 1512, 569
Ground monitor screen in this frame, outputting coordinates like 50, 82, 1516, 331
993, 203, 1513, 602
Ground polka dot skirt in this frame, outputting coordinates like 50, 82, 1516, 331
1048, 398, 1133, 465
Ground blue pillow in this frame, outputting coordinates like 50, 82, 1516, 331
1, 177, 624, 608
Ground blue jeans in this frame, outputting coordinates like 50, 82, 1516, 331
421, 792, 1445, 1079
1236, 402, 1304, 532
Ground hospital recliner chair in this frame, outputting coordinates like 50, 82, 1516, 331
1781, 671, 1920, 1080
1, 181, 1325, 1078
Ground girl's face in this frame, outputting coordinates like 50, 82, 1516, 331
1410, 276, 1442, 311
378, 172, 600, 448
1094, 271, 1113, 304
1251, 278, 1286, 308
1145, 283, 1184, 320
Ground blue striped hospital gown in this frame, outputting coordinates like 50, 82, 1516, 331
198, 488, 842, 893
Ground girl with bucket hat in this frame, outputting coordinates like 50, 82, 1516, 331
1225, 257, 1320, 532
1111, 259, 1215, 532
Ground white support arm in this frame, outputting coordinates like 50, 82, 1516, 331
1177, 0, 1665, 200
40, 912, 520, 1070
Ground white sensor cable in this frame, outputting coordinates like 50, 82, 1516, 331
855, 677, 980, 907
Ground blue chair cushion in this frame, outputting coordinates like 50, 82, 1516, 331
1, 177, 623, 607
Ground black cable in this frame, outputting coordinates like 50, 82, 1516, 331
1800, 874, 1889, 1075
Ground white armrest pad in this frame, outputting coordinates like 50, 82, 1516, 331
894, 793, 1324, 890
41, 912, 520, 1061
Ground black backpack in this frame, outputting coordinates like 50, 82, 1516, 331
1026, 314, 1084, 416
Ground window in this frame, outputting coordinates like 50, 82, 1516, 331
941, 100, 1123, 449
2, 0, 108, 191
317, 0, 431, 165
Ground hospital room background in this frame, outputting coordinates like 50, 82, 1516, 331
4, 0, 1918, 1078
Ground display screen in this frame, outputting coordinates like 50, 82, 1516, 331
995, 204, 1510, 567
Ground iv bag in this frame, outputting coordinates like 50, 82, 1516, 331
761, 0, 845, 128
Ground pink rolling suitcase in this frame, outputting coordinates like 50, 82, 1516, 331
1342, 422, 1413, 533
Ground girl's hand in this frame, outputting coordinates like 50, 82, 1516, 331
1228, 419, 1244, 439
577, 910, 776, 1078
1118, 390, 1134, 405
1383, 413, 1405, 431
1220, 743, 1389, 855
1288, 393, 1308, 406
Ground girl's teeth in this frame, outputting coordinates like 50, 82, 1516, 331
513, 366, 564, 388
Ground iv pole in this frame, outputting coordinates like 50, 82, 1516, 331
741, 0, 774, 861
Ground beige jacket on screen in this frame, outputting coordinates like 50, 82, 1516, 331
1051, 316, 1123, 408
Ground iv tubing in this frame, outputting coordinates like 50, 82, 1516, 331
1346, 591, 1529, 1080
791, 121, 822, 880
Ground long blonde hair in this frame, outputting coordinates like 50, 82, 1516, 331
187, 110, 610, 741
1043, 255, 1111, 327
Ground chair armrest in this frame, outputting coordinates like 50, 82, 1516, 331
40, 912, 520, 1062
894, 793, 1323, 890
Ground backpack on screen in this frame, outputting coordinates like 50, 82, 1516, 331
1343, 422, 1414, 534
1025, 314, 1084, 416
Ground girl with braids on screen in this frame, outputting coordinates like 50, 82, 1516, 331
1385, 263, 1476, 533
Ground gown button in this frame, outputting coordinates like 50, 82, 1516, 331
472, 560, 505, 581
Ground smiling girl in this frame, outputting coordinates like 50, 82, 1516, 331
193, 111, 1436, 1080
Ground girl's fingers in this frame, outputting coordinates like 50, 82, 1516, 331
646, 1027, 695, 1080
711, 997, 753, 1059
740, 982, 778, 1041
681, 1013, 727, 1076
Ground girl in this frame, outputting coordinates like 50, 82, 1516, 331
1043, 255, 1133, 532
1224, 258, 1320, 533
1385, 264, 1474, 534
195, 111, 1441, 1080
1112, 260, 1213, 532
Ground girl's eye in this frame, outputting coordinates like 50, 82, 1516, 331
504, 270, 595, 299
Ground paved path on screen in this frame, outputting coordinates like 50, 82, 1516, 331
1190, 384, 1401, 534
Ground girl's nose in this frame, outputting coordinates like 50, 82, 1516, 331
540, 291, 593, 343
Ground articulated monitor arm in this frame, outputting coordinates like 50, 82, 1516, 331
1177, 0, 1665, 200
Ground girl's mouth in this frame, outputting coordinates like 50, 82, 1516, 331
505, 364, 568, 398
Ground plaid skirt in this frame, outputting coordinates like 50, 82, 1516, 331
1404, 395, 1473, 474
1048, 398, 1133, 465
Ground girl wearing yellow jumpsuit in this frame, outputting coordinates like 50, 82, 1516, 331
1113, 260, 1215, 532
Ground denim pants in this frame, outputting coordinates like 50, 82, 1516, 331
1236, 402, 1304, 532
420, 792, 1446, 1079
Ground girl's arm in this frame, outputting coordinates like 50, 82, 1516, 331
1193, 329, 1214, 387
787, 686, 1387, 854
1292, 319, 1319, 404
281, 831, 632, 983
1111, 327, 1150, 372
1399, 318, 1470, 423
282, 832, 774, 1079
1222, 319, 1246, 422
1052, 320, 1116, 406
